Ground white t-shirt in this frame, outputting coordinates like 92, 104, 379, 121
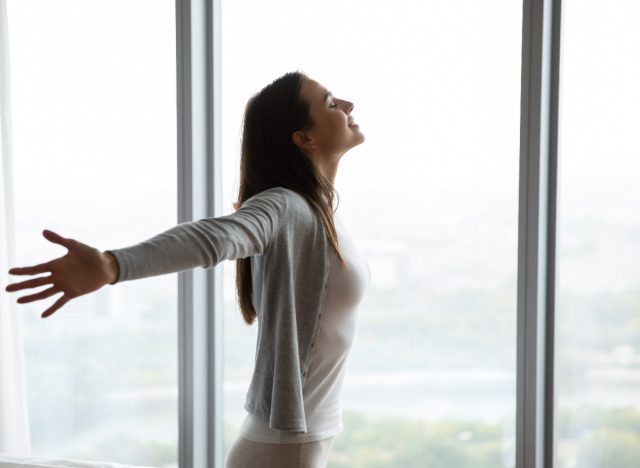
238, 211, 371, 443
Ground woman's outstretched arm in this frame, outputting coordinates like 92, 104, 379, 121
5, 229, 119, 318
5, 186, 287, 319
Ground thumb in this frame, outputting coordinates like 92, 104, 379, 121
42, 229, 74, 249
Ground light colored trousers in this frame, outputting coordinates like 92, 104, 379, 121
225, 435, 336, 468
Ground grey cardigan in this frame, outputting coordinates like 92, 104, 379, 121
107, 187, 331, 432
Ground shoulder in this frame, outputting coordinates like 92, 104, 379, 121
244, 187, 311, 215
240, 187, 289, 211
251, 186, 302, 201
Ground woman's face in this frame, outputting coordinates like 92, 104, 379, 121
296, 78, 365, 158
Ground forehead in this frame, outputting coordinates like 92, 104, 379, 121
300, 78, 329, 102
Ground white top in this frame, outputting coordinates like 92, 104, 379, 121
238, 211, 371, 443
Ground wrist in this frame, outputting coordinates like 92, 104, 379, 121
102, 251, 120, 285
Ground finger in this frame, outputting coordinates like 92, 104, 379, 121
5, 275, 53, 292
42, 295, 70, 319
42, 229, 74, 249
17, 286, 60, 304
8, 263, 51, 276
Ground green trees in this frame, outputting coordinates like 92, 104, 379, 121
326, 406, 640, 468
329, 411, 507, 468
558, 406, 640, 468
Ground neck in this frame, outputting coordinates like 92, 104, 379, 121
310, 153, 341, 186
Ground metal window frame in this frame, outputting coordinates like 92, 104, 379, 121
517, 0, 562, 467
173, 0, 564, 466
176, 1, 222, 468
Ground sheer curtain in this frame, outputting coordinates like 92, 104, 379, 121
0, 0, 31, 455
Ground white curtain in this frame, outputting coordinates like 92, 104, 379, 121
0, 0, 31, 455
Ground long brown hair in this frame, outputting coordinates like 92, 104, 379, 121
234, 71, 346, 325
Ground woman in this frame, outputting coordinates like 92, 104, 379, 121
5, 71, 371, 468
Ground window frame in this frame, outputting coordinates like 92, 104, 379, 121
516, 0, 562, 467
175, 0, 564, 467
175, 1, 223, 468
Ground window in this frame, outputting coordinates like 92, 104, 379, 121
555, 1, 640, 466
7, 1, 638, 467
7, 1, 178, 466
220, 1, 522, 466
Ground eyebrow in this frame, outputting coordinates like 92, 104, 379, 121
323, 92, 333, 103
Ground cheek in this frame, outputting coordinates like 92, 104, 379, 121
313, 113, 351, 151
330, 114, 349, 135
317, 115, 345, 139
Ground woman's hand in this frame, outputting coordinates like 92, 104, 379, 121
5, 229, 118, 318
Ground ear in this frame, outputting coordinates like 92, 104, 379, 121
292, 130, 315, 153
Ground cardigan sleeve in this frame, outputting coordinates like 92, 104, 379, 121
106, 187, 287, 283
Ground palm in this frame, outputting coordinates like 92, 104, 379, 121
51, 243, 107, 296
5, 229, 111, 318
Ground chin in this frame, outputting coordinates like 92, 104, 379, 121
340, 130, 365, 154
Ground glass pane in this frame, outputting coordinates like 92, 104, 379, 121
7, 1, 178, 466
221, 1, 521, 466
555, 2, 640, 467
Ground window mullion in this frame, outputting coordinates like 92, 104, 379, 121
176, 1, 221, 467
516, 0, 562, 467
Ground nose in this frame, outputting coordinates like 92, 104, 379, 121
340, 99, 354, 113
